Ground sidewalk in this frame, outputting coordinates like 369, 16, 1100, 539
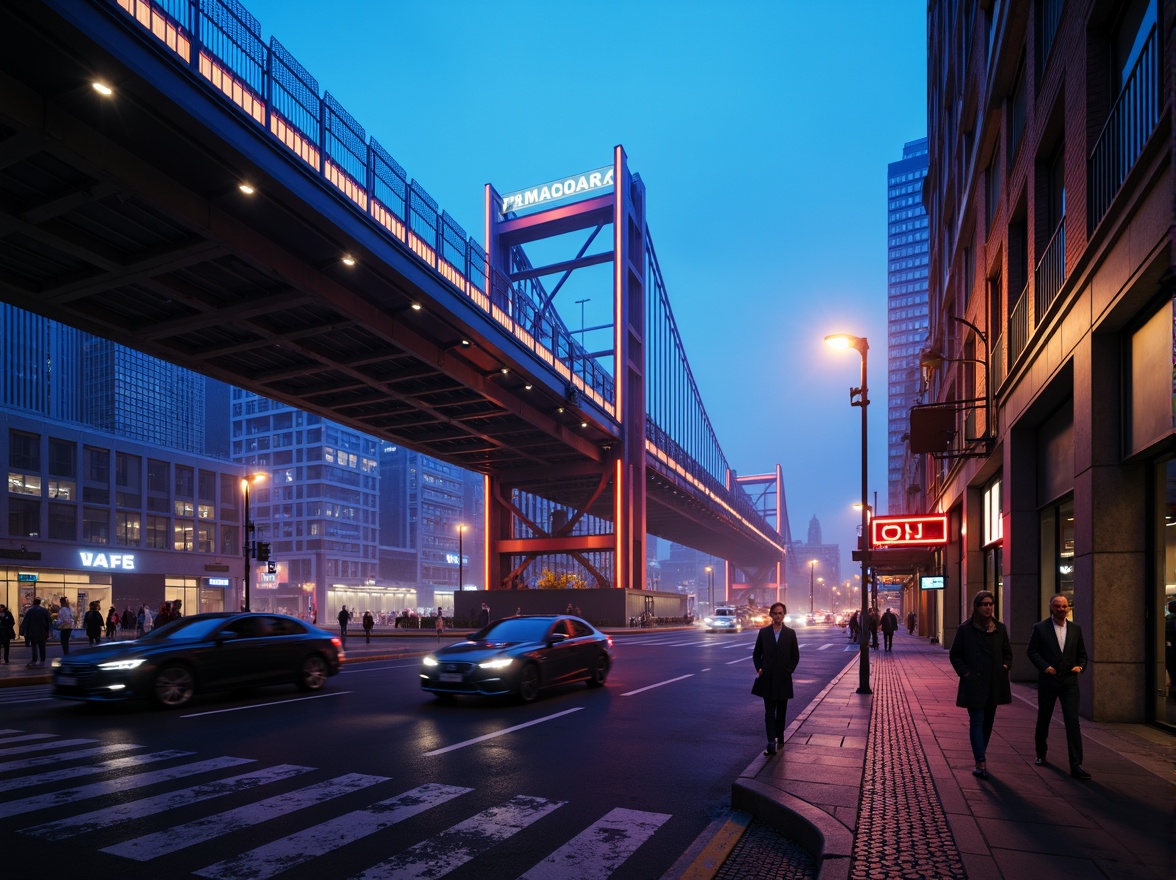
720, 632, 1174, 880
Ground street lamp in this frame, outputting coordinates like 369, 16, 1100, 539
826, 332, 872, 695
456, 523, 467, 591
704, 565, 714, 610
809, 559, 818, 614
240, 473, 267, 612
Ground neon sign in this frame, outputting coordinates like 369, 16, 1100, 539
78, 551, 136, 570
870, 515, 949, 547
500, 166, 614, 214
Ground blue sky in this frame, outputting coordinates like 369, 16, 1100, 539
242, 0, 928, 577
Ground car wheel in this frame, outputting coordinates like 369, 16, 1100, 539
587, 654, 609, 687
516, 663, 540, 703
298, 654, 329, 691
153, 663, 195, 709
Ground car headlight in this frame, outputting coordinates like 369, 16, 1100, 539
422, 656, 439, 667
51, 658, 61, 669
703, 618, 714, 625
97, 658, 148, 671
478, 657, 513, 670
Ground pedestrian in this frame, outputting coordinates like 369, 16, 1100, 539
105, 606, 119, 640
19, 597, 51, 667
948, 590, 1011, 779
0, 603, 15, 663
337, 605, 349, 646
122, 606, 134, 634
57, 596, 75, 655
477, 602, 490, 628
362, 610, 374, 644
172, 599, 182, 618
1027, 595, 1091, 779
848, 610, 860, 642
156, 601, 172, 627
867, 606, 880, 649
906, 610, 916, 635
84, 600, 104, 646
751, 602, 800, 757
880, 607, 898, 652
435, 606, 444, 639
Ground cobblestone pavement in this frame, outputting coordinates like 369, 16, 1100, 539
713, 818, 816, 880
849, 653, 965, 880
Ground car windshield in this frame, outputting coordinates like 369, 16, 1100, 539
474, 618, 555, 642
140, 616, 226, 642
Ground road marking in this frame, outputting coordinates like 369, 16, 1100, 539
0, 737, 99, 757
423, 707, 584, 756
3, 749, 190, 791
725, 657, 748, 665
0, 743, 143, 773
21, 763, 313, 839
0, 756, 252, 819
519, 806, 671, 879
621, 674, 693, 696
342, 663, 419, 672
352, 794, 565, 880
193, 783, 472, 880
818, 643, 834, 649
180, 690, 350, 718
107, 773, 389, 861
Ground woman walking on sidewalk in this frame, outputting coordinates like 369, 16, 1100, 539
949, 590, 1011, 779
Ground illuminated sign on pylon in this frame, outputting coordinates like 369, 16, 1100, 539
499, 166, 614, 214
870, 515, 949, 547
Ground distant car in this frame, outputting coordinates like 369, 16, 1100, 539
805, 613, 819, 626
420, 615, 612, 703
703, 607, 743, 633
52, 612, 343, 709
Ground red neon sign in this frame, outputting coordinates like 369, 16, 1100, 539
870, 514, 949, 547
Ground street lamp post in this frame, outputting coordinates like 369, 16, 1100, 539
809, 559, 817, 614
456, 524, 467, 592
705, 565, 714, 610
241, 473, 266, 612
826, 332, 872, 695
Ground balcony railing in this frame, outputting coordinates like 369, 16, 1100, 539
990, 332, 1004, 388
1034, 218, 1065, 318
1088, 23, 1160, 235
1008, 287, 1029, 365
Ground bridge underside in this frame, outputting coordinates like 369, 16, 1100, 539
0, 0, 780, 570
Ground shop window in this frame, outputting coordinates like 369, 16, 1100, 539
1039, 497, 1075, 615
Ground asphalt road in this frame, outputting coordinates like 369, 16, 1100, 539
0, 624, 855, 880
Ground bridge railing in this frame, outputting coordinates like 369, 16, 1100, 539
108, 0, 616, 414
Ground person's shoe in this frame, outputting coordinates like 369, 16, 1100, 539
776, 738, 784, 748
764, 743, 777, 757
972, 765, 987, 779
26, 662, 36, 668
1034, 756, 1047, 766
1070, 765, 1091, 779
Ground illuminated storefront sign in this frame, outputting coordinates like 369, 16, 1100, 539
500, 166, 613, 214
78, 551, 136, 570
17, 572, 38, 583
870, 515, 949, 547
205, 577, 231, 588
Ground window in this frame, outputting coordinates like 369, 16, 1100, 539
48, 504, 76, 541
1038, 0, 1063, 78
221, 473, 240, 522
985, 150, 1001, 230
197, 522, 214, 553
48, 478, 76, 501
84, 446, 109, 483
116, 453, 141, 508
1113, 0, 1157, 96
147, 459, 169, 494
175, 465, 194, 498
198, 469, 216, 503
1008, 60, 1026, 162
146, 516, 169, 549
83, 507, 109, 544
8, 498, 39, 537
8, 473, 41, 496
1039, 498, 1075, 615
9, 430, 39, 471
116, 511, 141, 546
174, 520, 194, 551
48, 438, 75, 477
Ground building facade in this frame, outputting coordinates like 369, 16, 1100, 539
917, 0, 1171, 725
887, 138, 931, 515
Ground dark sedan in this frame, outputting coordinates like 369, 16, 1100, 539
52, 612, 343, 709
420, 615, 612, 703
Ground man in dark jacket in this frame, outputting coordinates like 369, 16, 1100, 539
1027, 595, 1090, 778
19, 597, 51, 667
752, 602, 801, 756
880, 608, 899, 651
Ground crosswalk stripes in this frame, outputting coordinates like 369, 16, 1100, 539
0, 729, 674, 879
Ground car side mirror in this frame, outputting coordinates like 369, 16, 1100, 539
215, 630, 239, 644
547, 632, 568, 645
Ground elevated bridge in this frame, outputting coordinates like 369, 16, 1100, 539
0, 0, 789, 594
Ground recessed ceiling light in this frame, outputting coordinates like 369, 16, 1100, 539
500, 367, 509, 375
460, 339, 471, 347
410, 303, 422, 311
92, 81, 113, 96
524, 383, 533, 391
238, 183, 255, 195
580, 420, 588, 428
341, 254, 356, 266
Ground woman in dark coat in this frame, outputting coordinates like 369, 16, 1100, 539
948, 590, 1012, 778
752, 602, 801, 756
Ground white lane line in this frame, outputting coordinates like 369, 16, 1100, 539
519, 806, 672, 880
3, 749, 190, 791
423, 708, 584, 756
0, 756, 252, 819
726, 656, 750, 665
621, 674, 693, 696
193, 783, 472, 880
106, 773, 389, 861
0, 737, 99, 757
0, 743, 144, 773
352, 794, 566, 880
180, 690, 350, 718
21, 763, 314, 839
818, 643, 834, 650
342, 663, 419, 672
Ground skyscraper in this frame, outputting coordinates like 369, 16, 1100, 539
886, 138, 930, 515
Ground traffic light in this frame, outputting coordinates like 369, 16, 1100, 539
256, 541, 271, 561
266, 560, 277, 574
